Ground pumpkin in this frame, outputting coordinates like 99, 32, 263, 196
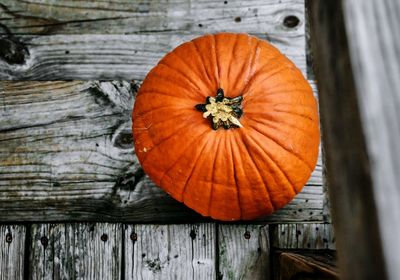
132, 33, 320, 221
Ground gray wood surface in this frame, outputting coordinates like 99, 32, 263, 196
0, 0, 306, 80
0, 0, 337, 278
0, 33, 305, 80
0, 225, 26, 280
218, 224, 269, 280
308, 0, 400, 279
124, 224, 215, 280
271, 223, 335, 250
0, 0, 305, 35
0, 80, 324, 223
29, 223, 122, 280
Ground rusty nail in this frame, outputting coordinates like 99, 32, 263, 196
130, 232, 137, 241
244, 231, 251, 239
5, 233, 12, 243
101, 233, 108, 242
40, 236, 48, 247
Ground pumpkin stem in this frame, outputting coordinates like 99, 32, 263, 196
195, 88, 243, 130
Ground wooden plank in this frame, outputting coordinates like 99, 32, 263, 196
124, 224, 216, 280
0, 225, 26, 280
29, 223, 122, 280
271, 224, 298, 250
0, 32, 305, 80
0, 0, 305, 35
271, 224, 335, 250
0, 80, 325, 222
218, 224, 269, 280
308, 0, 400, 279
274, 251, 339, 280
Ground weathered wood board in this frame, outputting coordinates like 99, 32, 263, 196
271, 223, 335, 250
124, 224, 216, 280
218, 224, 269, 280
29, 223, 122, 280
0, 0, 337, 278
308, 0, 400, 279
273, 251, 339, 280
0, 225, 26, 280
0, 0, 305, 35
0, 222, 335, 279
0, 33, 305, 81
0, 0, 306, 80
0, 80, 324, 222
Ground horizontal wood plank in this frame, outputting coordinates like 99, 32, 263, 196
0, 33, 305, 80
29, 223, 122, 280
271, 223, 335, 250
0, 0, 305, 35
0, 225, 26, 280
218, 224, 270, 280
124, 224, 216, 280
274, 251, 339, 280
0, 80, 325, 222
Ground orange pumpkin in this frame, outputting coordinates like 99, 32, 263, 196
132, 33, 320, 221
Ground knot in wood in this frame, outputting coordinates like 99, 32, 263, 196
283, 15, 300, 28
0, 37, 29, 65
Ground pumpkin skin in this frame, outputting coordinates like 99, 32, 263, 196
132, 33, 320, 221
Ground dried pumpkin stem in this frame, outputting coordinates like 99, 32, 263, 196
195, 88, 243, 130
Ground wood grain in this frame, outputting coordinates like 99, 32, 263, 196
0, 32, 305, 80
0, 0, 305, 35
0, 0, 306, 80
308, 0, 400, 279
0, 225, 26, 280
0, 80, 325, 222
218, 224, 269, 280
124, 224, 216, 280
275, 251, 339, 280
271, 223, 335, 250
29, 223, 122, 280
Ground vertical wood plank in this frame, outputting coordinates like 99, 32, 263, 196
296, 224, 335, 250
342, 0, 400, 279
271, 224, 298, 250
0, 225, 26, 280
271, 224, 335, 250
124, 224, 216, 280
30, 223, 122, 280
218, 224, 269, 280
308, 0, 400, 278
